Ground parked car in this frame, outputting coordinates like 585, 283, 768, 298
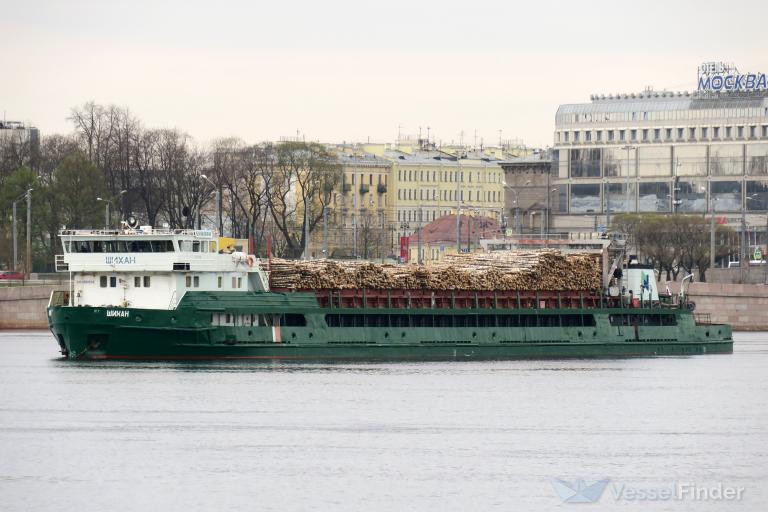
0, 271, 25, 280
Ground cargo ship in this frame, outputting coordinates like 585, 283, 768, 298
47, 226, 732, 360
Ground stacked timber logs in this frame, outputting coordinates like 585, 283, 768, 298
268, 250, 601, 291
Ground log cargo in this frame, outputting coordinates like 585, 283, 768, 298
268, 250, 601, 291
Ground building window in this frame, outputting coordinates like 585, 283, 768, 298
677, 128, 684, 139
701, 127, 708, 139
638, 182, 671, 212
689, 127, 696, 139
762, 126, 768, 138
726, 126, 732, 138
630, 129, 637, 141
144, 276, 150, 288
100, 276, 107, 288
596, 130, 602, 142
750, 126, 757, 138
564, 132, 569, 142
642, 129, 648, 141
585, 131, 591, 142
608, 130, 614, 141
653, 129, 660, 140
665, 128, 672, 139
714, 127, 720, 139
134, 276, 141, 287
110, 276, 117, 288
738, 126, 744, 138
574, 131, 580, 142
619, 130, 625, 141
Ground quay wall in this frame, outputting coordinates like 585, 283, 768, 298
0, 285, 65, 329
663, 281, 768, 331
1, 283, 767, 331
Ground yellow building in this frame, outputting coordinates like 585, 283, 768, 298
386, 145, 505, 237
314, 152, 395, 258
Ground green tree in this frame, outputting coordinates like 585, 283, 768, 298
0, 167, 38, 270
51, 152, 106, 229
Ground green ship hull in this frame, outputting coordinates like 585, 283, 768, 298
48, 291, 733, 361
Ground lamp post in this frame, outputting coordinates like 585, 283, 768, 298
621, 145, 636, 212
96, 190, 127, 230
200, 174, 221, 235
417, 205, 423, 264
25, 188, 31, 277
455, 158, 462, 253
709, 193, 717, 271
547, 187, 557, 238
744, 194, 759, 281
11, 189, 32, 274
400, 221, 410, 262
502, 180, 530, 236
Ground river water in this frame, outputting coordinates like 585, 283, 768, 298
0, 331, 766, 511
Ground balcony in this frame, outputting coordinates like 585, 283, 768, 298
359, 184, 370, 194
377, 184, 387, 194
342, 183, 352, 194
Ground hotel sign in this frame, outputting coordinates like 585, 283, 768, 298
698, 61, 767, 92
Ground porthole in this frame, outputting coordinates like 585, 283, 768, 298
135, 315, 142, 322
248, 330, 252, 336
291, 332, 296, 338
384, 332, 389, 338
401, 332, 406, 338
309, 333, 313, 338
170, 316, 177, 324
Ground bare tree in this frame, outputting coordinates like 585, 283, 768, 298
263, 142, 341, 258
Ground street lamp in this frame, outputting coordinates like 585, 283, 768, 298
96, 190, 127, 230
502, 180, 530, 235
11, 189, 32, 274
399, 221, 410, 262
621, 145, 637, 212
200, 174, 221, 235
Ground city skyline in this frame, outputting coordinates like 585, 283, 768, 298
1, 0, 767, 148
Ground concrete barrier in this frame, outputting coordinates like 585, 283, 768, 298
2, 282, 766, 331
0, 285, 65, 329
664, 281, 768, 331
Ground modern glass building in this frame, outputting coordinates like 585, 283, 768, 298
551, 89, 768, 233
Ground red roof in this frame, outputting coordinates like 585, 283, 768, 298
408, 214, 501, 244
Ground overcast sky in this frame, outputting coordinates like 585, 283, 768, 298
1, 0, 766, 148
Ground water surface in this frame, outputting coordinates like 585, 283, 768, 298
1, 331, 766, 511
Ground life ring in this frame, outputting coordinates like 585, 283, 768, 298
246, 255, 256, 268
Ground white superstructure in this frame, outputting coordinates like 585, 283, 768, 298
55, 227, 269, 310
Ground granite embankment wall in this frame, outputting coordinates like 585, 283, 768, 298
664, 281, 768, 331
1, 283, 767, 331
0, 285, 65, 329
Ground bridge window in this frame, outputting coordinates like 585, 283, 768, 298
109, 276, 117, 288
193, 276, 200, 288
134, 276, 141, 287
217, 276, 222, 288
100, 276, 107, 288
144, 276, 151, 287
